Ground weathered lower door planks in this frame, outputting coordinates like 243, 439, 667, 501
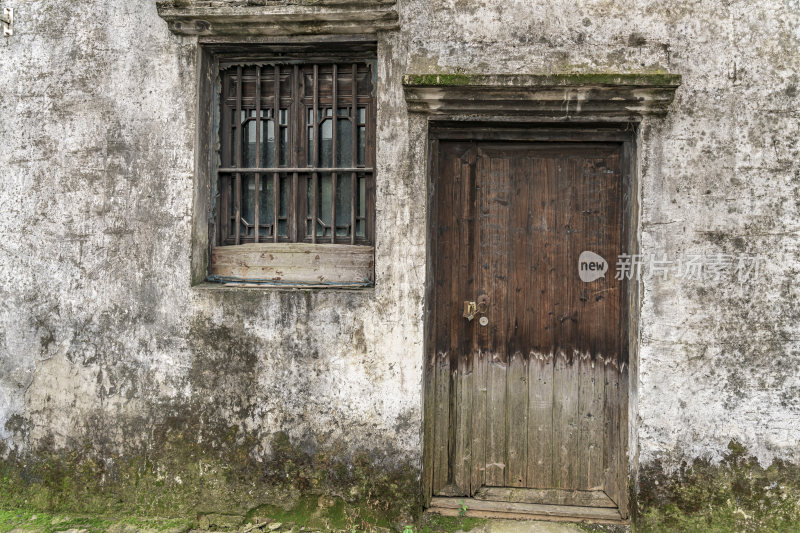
427, 139, 628, 518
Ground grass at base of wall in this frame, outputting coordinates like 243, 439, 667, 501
0, 510, 190, 533
0, 507, 486, 533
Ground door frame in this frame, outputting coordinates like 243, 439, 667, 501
421, 122, 639, 521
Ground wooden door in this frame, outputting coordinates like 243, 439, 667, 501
426, 139, 628, 517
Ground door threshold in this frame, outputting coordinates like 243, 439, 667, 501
427, 497, 627, 525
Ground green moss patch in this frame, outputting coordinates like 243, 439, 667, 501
0, 430, 419, 530
0, 510, 190, 533
0, 508, 488, 533
401, 72, 681, 88
636, 441, 800, 532
414, 514, 486, 533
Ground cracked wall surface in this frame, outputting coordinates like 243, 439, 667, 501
0, 0, 799, 514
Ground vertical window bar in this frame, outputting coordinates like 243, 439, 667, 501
292, 171, 298, 242
254, 66, 261, 243
351, 64, 357, 244
331, 172, 337, 243
273, 65, 280, 169
273, 65, 280, 242
331, 64, 338, 243
312, 64, 318, 243
367, 63, 375, 244
215, 189, 222, 246
223, 177, 230, 242
273, 172, 279, 241
311, 173, 318, 243
291, 65, 300, 242
332, 64, 338, 169
235, 66, 243, 245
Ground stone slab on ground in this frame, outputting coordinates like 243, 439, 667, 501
462, 520, 586, 533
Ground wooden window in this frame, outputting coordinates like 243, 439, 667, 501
209, 55, 376, 286
216, 61, 375, 246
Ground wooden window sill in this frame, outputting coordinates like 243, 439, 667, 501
193, 281, 375, 291
206, 242, 375, 288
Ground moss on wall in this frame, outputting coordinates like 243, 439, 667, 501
635, 441, 800, 532
401, 72, 682, 87
0, 430, 420, 530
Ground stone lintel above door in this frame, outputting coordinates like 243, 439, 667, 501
156, 0, 399, 37
402, 72, 682, 121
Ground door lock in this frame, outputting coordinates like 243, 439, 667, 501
463, 301, 478, 321
463, 295, 490, 321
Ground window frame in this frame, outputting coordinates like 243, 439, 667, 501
194, 43, 378, 288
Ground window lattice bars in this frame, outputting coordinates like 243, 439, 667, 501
217, 61, 375, 246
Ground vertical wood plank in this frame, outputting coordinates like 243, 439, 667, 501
526, 353, 554, 488
470, 350, 488, 493
603, 359, 620, 505
618, 362, 630, 518
432, 141, 462, 495
446, 151, 464, 492
453, 364, 473, 493
592, 356, 608, 490
480, 152, 511, 488
553, 351, 580, 489
526, 154, 554, 490
505, 351, 528, 487
424, 136, 440, 504
452, 147, 476, 495
578, 353, 606, 490
422, 349, 436, 505
618, 143, 631, 520
504, 154, 531, 488
485, 356, 507, 486
433, 351, 451, 494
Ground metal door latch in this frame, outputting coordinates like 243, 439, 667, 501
463, 301, 478, 321
1, 8, 12, 36
463, 295, 490, 321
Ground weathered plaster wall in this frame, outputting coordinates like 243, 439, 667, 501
0, 0, 798, 519
0, 0, 424, 513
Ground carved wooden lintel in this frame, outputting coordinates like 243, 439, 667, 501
157, 0, 399, 37
403, 73, 682, 120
